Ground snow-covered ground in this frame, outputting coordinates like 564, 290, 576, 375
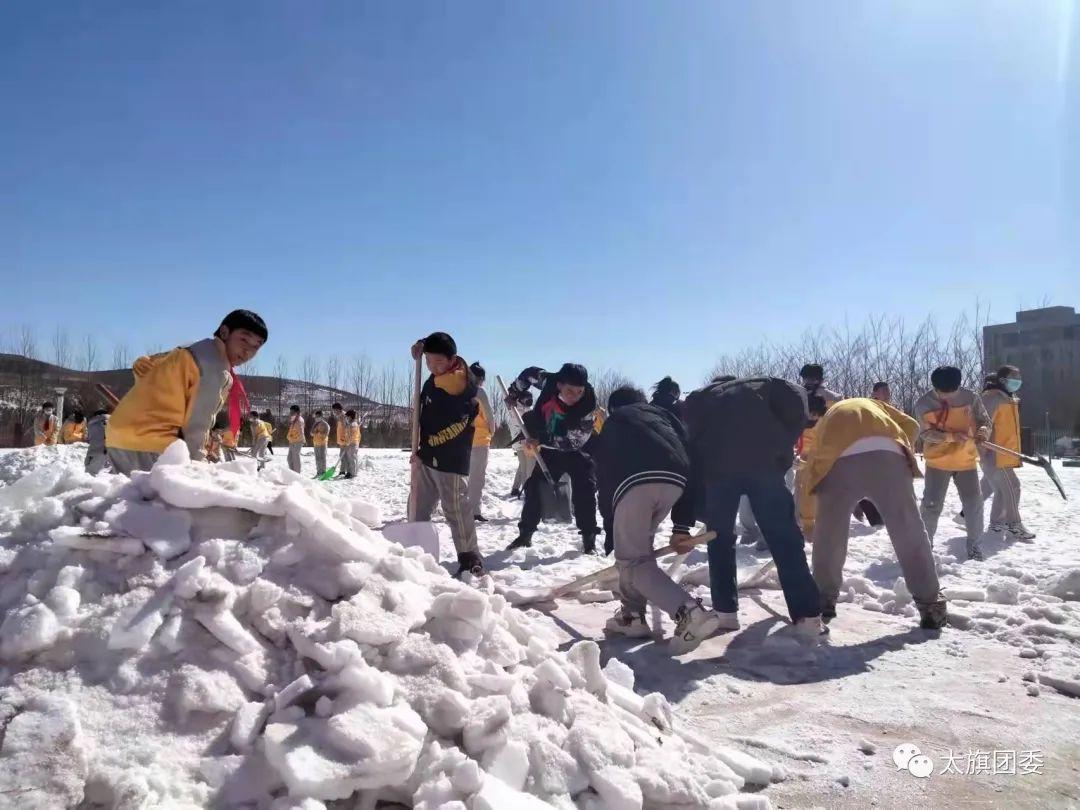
1, 445, 1078, 808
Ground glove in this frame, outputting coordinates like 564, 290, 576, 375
974, 427, 991, 444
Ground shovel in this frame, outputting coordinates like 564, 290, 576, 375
495, 375, 572, 523
393, 349, 442, 557
503, 530, 717, 606
983, 441, 1068, 501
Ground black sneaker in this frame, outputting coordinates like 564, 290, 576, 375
919, 600, 948, 630
508, 489, 521, 499
506, 534, 532, 551
603, 533, 614, 556
821, 599, 837, 625
581, 531, 599, 555
474, 514, 488, 523
456, 552, 486, 578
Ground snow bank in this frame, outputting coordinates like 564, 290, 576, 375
0, 441, 774, 808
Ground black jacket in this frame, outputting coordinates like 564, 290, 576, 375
509, 367, 597, 453
683, 377, 808, 478
418, 357, 478, 475
594, 403, 694, 533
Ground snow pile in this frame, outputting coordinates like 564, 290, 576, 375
0, 443, 87, 487
0, 441, 775, 809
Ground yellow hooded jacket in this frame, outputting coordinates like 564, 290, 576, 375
805, 398, 922, 494
981, 389, 1021, 469
914, 389, 989, 472
106, 338, 233, 459
287, 416, 305, 444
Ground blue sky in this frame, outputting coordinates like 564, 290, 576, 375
2, 1, 1077, 390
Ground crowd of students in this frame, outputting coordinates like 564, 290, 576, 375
34, 310, 1037, 652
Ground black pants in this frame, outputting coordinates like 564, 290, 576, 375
519, 449, 598, 536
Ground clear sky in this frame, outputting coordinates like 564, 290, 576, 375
2, 1, 1078, 390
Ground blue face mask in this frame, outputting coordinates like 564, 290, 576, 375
1004, 378, 1022, 393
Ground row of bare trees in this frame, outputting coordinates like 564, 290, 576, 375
708, 306, 991, 414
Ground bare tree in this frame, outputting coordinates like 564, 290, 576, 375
81, 333, 99, 377
324, 355, 341, 395
274, 355, 289, 418
112, 341, 131, 370
591, 367, 636, 411
51, 326, 71, 385
301, 354, 318, 413
349, 354, 373, 416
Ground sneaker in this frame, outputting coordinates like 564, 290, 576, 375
1006, 524, 1036, 541
670, 601, 727, 654
821, 599, 837, 625
918, 600, 948, 630
966, 542, 985, 562
474, 514, 488, 523
605, 609, 652, 638
508, 489, 521, 500
581, 531, 600, 555
455, 552, 486, 579
505, 534, 532, 551
988, 521, 1005, 533
953, 512, 967, 526
793, 616, 828, 638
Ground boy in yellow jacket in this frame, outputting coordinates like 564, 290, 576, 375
249, 410, 272, 460
331, 402, 348, 477
915, 365, 990, 560
467, 363, 495, 521
980, 365, 1033, 540
286, 404, 305, 474
342, 409, 362, 479
33, 402, 58, 446
61, 412, 88, 443
219, 412, 238, 462
106, 310, 267, 475
311, 410, 330, 477
808, 398, 947, 629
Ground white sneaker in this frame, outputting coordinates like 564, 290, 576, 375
1006, 524, 1036, 541
793, 616, 828, 638
670, 602, 730, 654
952, 513, 967, 526
605, 609, 652, 638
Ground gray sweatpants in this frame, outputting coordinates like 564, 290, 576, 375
615, 482, 695, 619
982, 463, 1022, 526
252, 435, 269, 461
409, 462, 478, 555
341, 445, 358, 476
315, 446, 327, 476
921, 466, 983, 543
468, 446, 489, 516
288, 442, 303, 474
85, 450, 108, 475
813, 451, 942, 609
512, 444, 536, 493
107, 448, 160, 476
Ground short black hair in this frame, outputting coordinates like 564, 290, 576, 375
930, 366, 962, 393
469, 362, 486, 381
42, 401, 55, 409
872, 381, 889, 393
72, 412, 85, 423
653, 376, 680, 398
608, 385, 647, 412
249, 409, 259, 417
332, 402, 343, 410
996, 365, 1020, 380
314, 409, 323, 416
555, 363, 588, 387
800, 363, 824, 381
213, 411, 230, 429
219, 309, 268, 342
94, 409, 108, 417
422, 332, 457, 359
289, 404, 300, 413
345, 409, 357, 418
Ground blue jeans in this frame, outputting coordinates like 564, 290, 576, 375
703, 471, 820, 621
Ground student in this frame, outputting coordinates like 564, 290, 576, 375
506, 364, 601, 553
683, 376, 824, 636
794, 364, 842, 539
332, 403, 348, 478
508, 418, 535, 499
311, 410, 330, 477
106, 310, 267, 475
808, 398, 947, 629
262, 409, 276, 455
249, 410, 272, 461
343, 409, 361, 479
980, 366, 1034, 540
409, 332, 484, 577
286, 404, 305, 474
33, 402, 57, 446
61, 412, 87, 443
650, 376, 682, 419
871, 381, 892, 404
84, 409, 110, 474
915, 366, 991, 561
597, 386, 725, 652
468, 362, 495, 522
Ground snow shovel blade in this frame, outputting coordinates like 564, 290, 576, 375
539, 475, 573, 523
318, 465, 337, 481
382, 521, 441, 560
1037, 456, 1068, 501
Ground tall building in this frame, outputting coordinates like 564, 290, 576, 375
983, 306, 1080, 431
